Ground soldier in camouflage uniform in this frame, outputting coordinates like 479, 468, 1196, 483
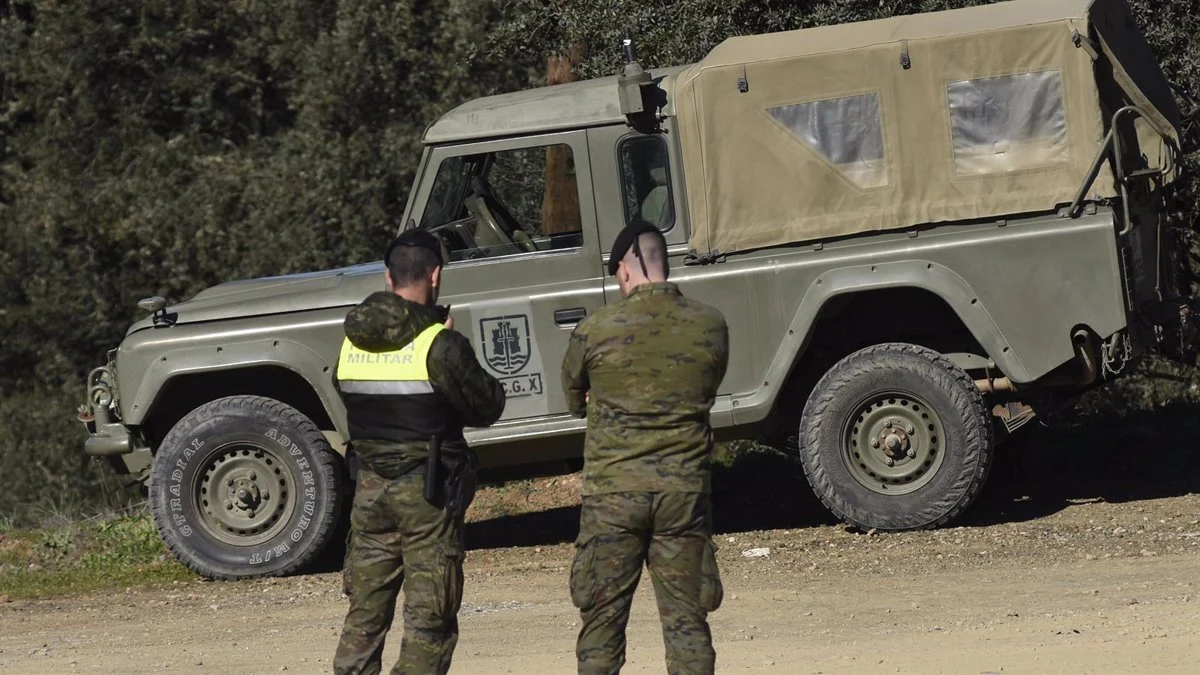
560, 221, 730, 675
333, 230, 506, 675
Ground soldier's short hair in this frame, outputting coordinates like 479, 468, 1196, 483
630, 231, 668, 279
385, 230, 443, 286
608, 220, 668, 279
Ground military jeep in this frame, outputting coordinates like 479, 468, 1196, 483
79, 0, 1197, 579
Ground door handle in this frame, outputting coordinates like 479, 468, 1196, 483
554, 307, 587, 326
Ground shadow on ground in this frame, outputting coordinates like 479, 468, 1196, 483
458, 401, 1200, 551
963, 400, 1200, 527
464, 445, 833, 551
467, 506, 580, 551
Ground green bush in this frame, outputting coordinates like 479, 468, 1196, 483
0, 386, 133, 526
0, 0, 536, 525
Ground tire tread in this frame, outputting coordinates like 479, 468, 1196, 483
798, 343, 993, 531
148, 395, 346, 580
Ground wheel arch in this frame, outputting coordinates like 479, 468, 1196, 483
740, 260, 1029, 431
138, 364, 344, 454
796, 262, 1028, 376
120, 336, 347, 452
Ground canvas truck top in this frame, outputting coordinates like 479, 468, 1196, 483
672, 0, 1183, 255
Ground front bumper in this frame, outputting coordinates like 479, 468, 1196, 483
84, 423, 133, 456
78, 361, 151, 477
78, 362, 121, 450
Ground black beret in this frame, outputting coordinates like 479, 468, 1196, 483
607, 220, 664, 276
385, 229, 444, 267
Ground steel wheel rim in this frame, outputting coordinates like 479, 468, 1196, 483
842, 390, 947, 496
195, 442, 295, 547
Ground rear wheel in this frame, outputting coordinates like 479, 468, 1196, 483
798, 343, 993, 531
148, 395, 348, 579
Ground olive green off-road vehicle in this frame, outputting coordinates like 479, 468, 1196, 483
79, 0, 1199, 579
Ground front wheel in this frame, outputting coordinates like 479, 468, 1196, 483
798, 343, 993, 531
148, 395, 349, 579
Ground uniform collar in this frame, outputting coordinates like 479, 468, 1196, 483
372, 291, 444, 327
626, 281, 681, 299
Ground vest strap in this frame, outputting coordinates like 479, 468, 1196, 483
338, 380, 436, 395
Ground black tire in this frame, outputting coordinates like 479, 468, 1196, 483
148, 395, 349, 580
798, 343, 993, 531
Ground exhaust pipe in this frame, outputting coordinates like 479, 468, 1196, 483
975, 329, 1099, 394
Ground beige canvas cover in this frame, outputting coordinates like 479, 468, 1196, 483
674, 0, 1182, 255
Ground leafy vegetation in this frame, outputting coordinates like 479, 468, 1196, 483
0, 0, 539, 525
0, 0, 1197, 528
0, 510, 193, 599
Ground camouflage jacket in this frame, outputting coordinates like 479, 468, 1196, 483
337, 291, 506, 476
561, 282, 730, 495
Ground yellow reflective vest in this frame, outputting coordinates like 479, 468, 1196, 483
336, 324, 458, 443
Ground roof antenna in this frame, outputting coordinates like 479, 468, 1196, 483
622, 33, 639, 68
618, 32, 652, 117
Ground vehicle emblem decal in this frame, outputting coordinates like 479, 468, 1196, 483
480, 315, 533, 376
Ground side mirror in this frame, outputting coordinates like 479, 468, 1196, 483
138, 296, 176, 327
138, 296, 167, 313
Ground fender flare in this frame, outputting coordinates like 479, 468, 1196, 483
124, 338, 347, 436
730, 259, 1030, 424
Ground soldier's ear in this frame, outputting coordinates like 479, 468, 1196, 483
384, 268, 395, 291
430, 264, 442, 290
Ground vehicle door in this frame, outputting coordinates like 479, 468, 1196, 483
408, 130, 604, 422
587, 123, 750, 414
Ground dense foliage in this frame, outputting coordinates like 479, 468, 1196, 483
0, 0, 1196, 524
0, 0, 538, 523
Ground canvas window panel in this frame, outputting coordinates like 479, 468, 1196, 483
948, 71, 1069, 176
768, 93, 888, 189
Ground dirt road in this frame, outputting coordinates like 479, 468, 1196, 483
4, 477, 1200, 674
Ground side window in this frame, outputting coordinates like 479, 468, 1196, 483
767, 93, 888, 189
947, 70, 1068, 176
420, 143, 584, 263
618, 135, 675, 231
419, 156, 467, 230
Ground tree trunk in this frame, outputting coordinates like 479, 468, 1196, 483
541, 43, 584, 235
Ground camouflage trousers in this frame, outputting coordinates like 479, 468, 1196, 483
334, 466, 472, 675
570, 491, 723, 675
